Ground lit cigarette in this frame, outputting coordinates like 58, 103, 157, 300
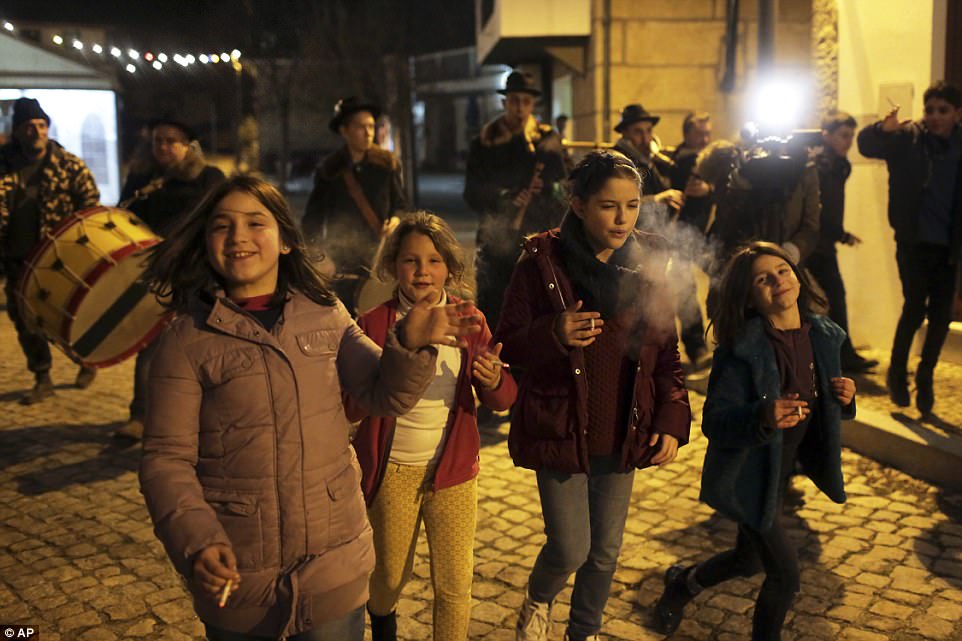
218, 579, 232, 608
491, 361, 511, 370
885, 96, 899, 109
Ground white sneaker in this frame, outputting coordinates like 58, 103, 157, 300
516, 595, 551, 641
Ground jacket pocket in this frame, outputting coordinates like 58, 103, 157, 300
296, 329, 340, 357
326, 461, 369, 547
203, 489, 264, 570
519, 386, 573, 440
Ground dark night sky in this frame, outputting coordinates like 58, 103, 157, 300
0, 0, 475, 53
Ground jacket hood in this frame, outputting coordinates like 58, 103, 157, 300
479, 114, 553, 151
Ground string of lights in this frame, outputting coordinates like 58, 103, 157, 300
1, 18, 242, 74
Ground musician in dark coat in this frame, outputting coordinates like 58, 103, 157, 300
115, 117, 224, 440
119, 118, 225, 237
302, 97, 407, 312
463, 71, 567, 330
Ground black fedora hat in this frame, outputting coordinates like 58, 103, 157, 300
329, 97, 382, 133
148, 116, 198, 142
614, 104, 660, 132
497, 71, 542, 97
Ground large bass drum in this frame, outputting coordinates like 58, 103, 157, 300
17, 206, 170, 368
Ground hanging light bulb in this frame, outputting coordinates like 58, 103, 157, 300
110, 46, 122, 57
92, 43, 103, 54
52, 34, 64, 45
152, 60, 163, 70
126, 64, 136, 73
72, 39, 84, 50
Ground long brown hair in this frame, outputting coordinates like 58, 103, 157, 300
709, 241, 827, 347
372, 210, 470, 295
144, 175, 336, 311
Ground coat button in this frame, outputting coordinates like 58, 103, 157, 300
548, 283, 555, 289
532, 247, 538, 253
574, 368, 581, 375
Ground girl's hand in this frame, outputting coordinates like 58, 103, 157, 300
831, 377, 855, 406
649, 432, 679, 465
402, 300, 481, 350
193, 544, 240, 599
554, 300, 604, 348
763, 393, 810, 429
473, 342, 504, 391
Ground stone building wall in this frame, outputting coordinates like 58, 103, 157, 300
570, 0, 816, 146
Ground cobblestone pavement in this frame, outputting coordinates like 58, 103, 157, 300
1, 314, 961, 641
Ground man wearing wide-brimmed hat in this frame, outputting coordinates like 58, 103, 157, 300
463, 70, 567, 331
0, 97, 100, 404
612, 104, 683, 210
303, 96, 407, 312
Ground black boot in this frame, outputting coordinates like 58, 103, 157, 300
20, 371, 54, 405
651, 564, 700, 635
369, 609, 397, 641
886, 366, 910, 407
916, 367, 935, 416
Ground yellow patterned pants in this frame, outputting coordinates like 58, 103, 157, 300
367, 463, 477, 641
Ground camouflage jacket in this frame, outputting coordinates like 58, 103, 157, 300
0, 141, 100, 256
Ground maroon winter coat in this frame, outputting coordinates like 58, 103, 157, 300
494, 230, 691, 473
348, 297, 517, 503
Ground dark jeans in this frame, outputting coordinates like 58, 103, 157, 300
129, 338, 158, 420
3, 259, 52, 375
668, 251, 707, 360
805, 250, 858, 360
204, 605, 364, 641
528, 456, 635, 639
890, 242, 956, 373
693, 518, 800, 641
475, 224, 523, 332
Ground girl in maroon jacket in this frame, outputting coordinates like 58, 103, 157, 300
495, 151, 691, 641
138, 177, 481, 641
349, 211, 517, 641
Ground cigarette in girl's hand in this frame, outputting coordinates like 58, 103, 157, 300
218, 579, 232, 608
491, 361, 511, 370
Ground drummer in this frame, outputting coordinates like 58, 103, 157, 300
301, 96, 408, 314
0, 97, 100, 405
114, 116, 225, 440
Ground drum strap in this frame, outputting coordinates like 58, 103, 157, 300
341, 169, 383, 237
72, 280, 151, 358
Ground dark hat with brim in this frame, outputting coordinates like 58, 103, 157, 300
329, 97, 382, 133
12, 97, 50, 129
149, 117, 198, 141
614, 104, 660, 132
497, 70, 542, 97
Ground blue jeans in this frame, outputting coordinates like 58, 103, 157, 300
204, 605, 364, 641
527, 456, 635, 640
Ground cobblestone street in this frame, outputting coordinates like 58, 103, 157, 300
1, 313, 961, 641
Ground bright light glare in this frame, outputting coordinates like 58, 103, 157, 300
110, 47, 122, 57
3, 21, 14, 32
92, 43, 103, 54
152, 61, 162, 70
158, 53, 168, 63
750, 78, 806, 133
128, 49, 139, 59
231, 49, 241, 59
186, 54, 195, 64
52, 34, 64, 45
199, 54, 209, 64
220, 53, 230, 63
72, 40, 83, 50
126, 64, 136, 73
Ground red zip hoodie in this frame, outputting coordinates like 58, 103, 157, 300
348, 296, 517, 503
